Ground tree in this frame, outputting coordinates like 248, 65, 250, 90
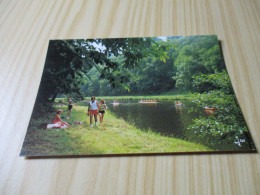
173, 35, 225, 91
80, 38, 177, 96
36, 38, 153, 104
187, 71, 254, 150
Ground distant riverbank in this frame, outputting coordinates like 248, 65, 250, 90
56, 92, 191, 103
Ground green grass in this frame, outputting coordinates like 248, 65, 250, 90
21, 105, 211, 156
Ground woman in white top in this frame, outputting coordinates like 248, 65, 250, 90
88, 96, 99, 127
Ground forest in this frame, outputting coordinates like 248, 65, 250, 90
80, 36, 226, 96
38, 36, 226, 100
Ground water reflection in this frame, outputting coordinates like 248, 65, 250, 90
205, 109, 215, 116
107, 100, 201, 139
112, 103, 119, 108
175, 104, 183, 113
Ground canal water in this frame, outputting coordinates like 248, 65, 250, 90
107, 100, 205, 139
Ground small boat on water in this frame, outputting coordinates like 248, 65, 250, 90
112, 101, 119, 105
138, 100, 158, 103
174, 101, 182, 106
204, 106, 216, 110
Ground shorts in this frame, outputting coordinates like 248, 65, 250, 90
68, 109, 72, 112
99, 110, 105, 114
89, 110, 98, 115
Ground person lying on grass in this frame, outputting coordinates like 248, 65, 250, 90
88, 96, 100, 127
99, 99, 108, 125
52, 110, 71, 128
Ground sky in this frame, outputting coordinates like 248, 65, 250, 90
158, 37, 167, 41
90, 36, 169, 52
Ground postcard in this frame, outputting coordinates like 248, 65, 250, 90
20, 35, 256, 157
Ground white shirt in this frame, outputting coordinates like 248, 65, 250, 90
89, 101, 98, 110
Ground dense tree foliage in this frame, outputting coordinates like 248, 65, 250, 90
36, 38, 153, 103
187, 71, 254, 149
81, 35, 225, 96
173, 36, 225, 90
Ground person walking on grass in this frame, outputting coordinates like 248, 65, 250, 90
88, 96, 99, 127
99, 100, 108, 125
68, 98, 73, 103
67, 102, 73, 119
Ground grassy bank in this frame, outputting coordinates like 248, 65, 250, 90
21, 106, 211, 156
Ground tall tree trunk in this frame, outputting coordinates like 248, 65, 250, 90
51, 93, 57, 102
